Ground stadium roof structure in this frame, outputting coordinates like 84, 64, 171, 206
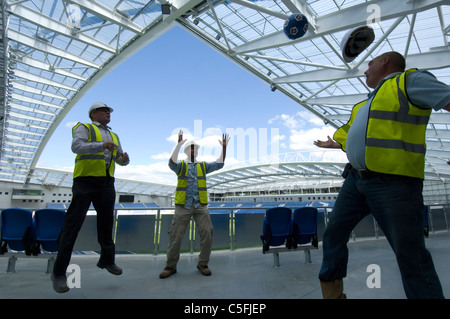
1, 0, 450, 196
207, 152, 348, 194
31, 166, 175, 196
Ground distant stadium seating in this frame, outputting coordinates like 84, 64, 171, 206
48, 202, 159, 210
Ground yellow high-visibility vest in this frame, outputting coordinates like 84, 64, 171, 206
174, 161, 208, 205
72, 123, 119, 178
333, 69, 431, 179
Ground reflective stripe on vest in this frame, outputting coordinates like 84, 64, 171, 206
72, 123, 119, 178
174, 161, 208, 205
334, 69, 431, 179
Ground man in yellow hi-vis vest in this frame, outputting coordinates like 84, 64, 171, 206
160, 130, 230, 278
314, 52, 450, 299
52, 102, 130, 293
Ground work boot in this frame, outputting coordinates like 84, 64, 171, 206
197, 264, 212, 276
51, 274, 69, 293
320, 279, 347, 299
159, 266, 177, 279
97, 262, 123, 275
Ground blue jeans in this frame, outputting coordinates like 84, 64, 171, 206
319, 168, 444, 299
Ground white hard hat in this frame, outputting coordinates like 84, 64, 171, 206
184, 140, 200, 151
340, 26, 375, 63
89, 102, 113, 117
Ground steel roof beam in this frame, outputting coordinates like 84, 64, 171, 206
11, 83, 69, 101
13, 69, 77, 92
7, 118, 49, 131
7, 4, 117, 53
5, 126, 44, 138
10, 102, 57, 117
7, 29, 101, 69
65, 0, 144, 34
274, 50, 450, 84
13, 54, 87, 81
231, 0, 447, 54
11, 93, 63, 111
324, 112, 450, 125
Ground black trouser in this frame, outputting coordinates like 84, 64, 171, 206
53, 176, 116, 276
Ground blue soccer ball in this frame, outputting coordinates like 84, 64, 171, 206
283, 13, 308, 40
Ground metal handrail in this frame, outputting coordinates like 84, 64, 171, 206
111, 205, 334, 254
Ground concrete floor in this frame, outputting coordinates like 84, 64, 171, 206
1, 231, 449, 302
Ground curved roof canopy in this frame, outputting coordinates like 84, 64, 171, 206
207, 156, 347, 194
1, 0, 449, 194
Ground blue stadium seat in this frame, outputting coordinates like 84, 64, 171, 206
122, 203, 145, 208
47, 203, 68, 209
33, 208, 66, 253
260, 202, 282, 208
221, 202, 240, 207
284, 201, 307, 208
291, 207, 318, 248
239, 202, 261, 208
260, 207, 292, 252
0, 208, 34, 254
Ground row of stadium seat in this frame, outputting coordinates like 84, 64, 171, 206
0, 208, 66, 273
209, 201, 334, 208
0, 205, 433, 271
208, 201, 334, 216
260, 207, 319, 266
47, 202, 159, 210
0, 208, 65, 255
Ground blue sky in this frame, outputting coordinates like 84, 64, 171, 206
37, 26, 342, 185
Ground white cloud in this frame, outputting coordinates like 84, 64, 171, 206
115, 154, 243, 185
115, 161, 175, 185
271, 133, 286, 143
289, 126, 336, 151
269, 110, 338, 152
201, 134, 222, 146
151, 152, 171, 160
65, 121, 78, 128
269, 110, 320, 130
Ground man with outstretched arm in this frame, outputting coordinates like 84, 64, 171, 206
314, 51, 450, 299
160, 130, 230, 278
